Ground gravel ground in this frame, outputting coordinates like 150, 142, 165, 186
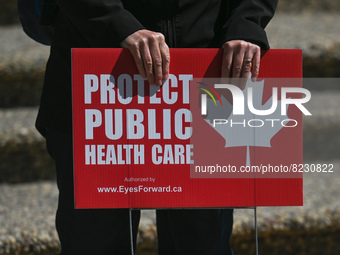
303, 89, 340, 128
266, 13, 340, 55
0, 26, 49, 73
0, 107, 42, 144
0, 182, 59, 254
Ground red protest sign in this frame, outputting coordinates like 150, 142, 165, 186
72, 49, 303, 209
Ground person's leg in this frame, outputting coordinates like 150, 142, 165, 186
156, 209, 233, 255
46, 129, 140, 255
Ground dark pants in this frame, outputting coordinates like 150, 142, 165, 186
46, 129, 233, 255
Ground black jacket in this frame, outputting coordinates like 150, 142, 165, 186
36, 0, 278, 135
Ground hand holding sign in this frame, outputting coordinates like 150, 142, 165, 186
221, 40, 261, 89
121, 29, 170, 86
122, 32, 260, 89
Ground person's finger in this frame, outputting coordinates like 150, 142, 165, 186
231, 47, 245, 88
239, 52, 253, 89
251, 48, 261, 82
121, 34, 148, 79
160, 43, 170, 81
140, 39, 156, 85
128, 44, 147, 79
149, 33, 168, 86
231, 43, 246, 79
149, 42, 163, 86
221, 44, 233, 83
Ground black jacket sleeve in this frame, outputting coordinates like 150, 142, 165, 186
54, 0, 145, 47
222, 0, 278, 49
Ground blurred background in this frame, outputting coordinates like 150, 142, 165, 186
0, 1, 339, 254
